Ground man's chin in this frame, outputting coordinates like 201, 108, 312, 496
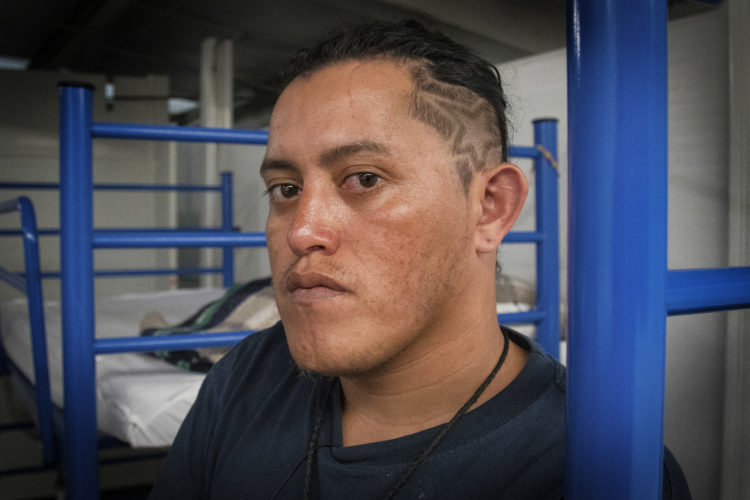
290, 345, 389, 380
293, 356, 379, 379
283, 320, 398, 379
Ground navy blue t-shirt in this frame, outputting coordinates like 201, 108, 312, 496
149, 322, 688, 499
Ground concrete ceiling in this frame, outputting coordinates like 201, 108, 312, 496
0, 0, 718, 123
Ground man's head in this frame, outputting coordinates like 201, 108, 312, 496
261, 21, 527, 377
281, 19, 510, 190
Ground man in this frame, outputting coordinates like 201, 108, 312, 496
150, 20, 688, 499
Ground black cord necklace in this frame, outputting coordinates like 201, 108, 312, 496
302, 327, 510, 500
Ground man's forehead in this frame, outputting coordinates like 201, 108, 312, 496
274, 59, 415, 112
266, 60, 420, 153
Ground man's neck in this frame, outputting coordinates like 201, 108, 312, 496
339, 313, 529, 447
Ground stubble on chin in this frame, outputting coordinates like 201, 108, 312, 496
283, 321, 397, 380
291, 347, 389, 380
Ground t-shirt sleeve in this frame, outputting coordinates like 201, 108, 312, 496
148, 362, 227, 500
662, 446, 692, 500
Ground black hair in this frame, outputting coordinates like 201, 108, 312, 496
280, 20, 510, 176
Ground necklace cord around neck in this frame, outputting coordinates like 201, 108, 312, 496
303, 327, 511, 500
303, 377, 335, 500
383, 326, 510, 499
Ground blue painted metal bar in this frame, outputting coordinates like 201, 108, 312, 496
0, 197, 56, 464
501, 231, 543, 243
533, 119, 560, 357
508, 145, 539, 158
91, 121, 269, 144
92, 266, 224, 277
94, 330, 256, 354
0, 229, 59, 237
221, 172, 235, 287
566, 0, 668, 498
20, 267, 224, 280
0, 181, 224, 192
497, 310, 546, 325
59, 83, 99, 498
666, 267, 750, 315
95, 227, 236, 232
92, 230, 267, 248
0, 227, 237, 237
0, 182, 60, 190
93, 183, 222, 191
17, 197, 56, 465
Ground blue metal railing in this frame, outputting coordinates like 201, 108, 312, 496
666, 267, 750, 315
0, 181, 230, 191
0, 175, 237, 281
221, 171, 235, 287
0, 175, 239, 474
57, 84, 275, 498
566, 1, 750, 498
0, 197, 56, 465
500, 120, 560, 357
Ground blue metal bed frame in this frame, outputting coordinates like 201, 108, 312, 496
0, 173, 237, 476
0, 174, 236, 282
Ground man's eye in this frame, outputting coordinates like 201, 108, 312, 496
343, 172, 381, 191
268, 184, 300, 200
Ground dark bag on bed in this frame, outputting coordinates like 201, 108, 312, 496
140, 277, 275, 372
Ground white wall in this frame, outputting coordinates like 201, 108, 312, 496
0, 69, 173, 303
499, 11, 730, 499
722, 0, 750, 498
664, 12, 729, 500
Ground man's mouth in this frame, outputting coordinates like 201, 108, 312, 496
285, 271, 348, 302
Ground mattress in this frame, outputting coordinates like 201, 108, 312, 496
0, 287, 539, 449
1, 288, 226, 448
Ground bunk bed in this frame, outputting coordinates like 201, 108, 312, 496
0, 82, 561, 496
0, 173, 243, 463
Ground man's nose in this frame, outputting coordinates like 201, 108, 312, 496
286, 188, 340, 257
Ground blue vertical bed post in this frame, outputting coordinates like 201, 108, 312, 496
533, 119, 560, 357
17, 197, 57, 465
59, 83, 99, 499
221, 171, 234, 287
566, 0, 668, 498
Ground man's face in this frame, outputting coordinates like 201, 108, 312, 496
262, 60, 480, 377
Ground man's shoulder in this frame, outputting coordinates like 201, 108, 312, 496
504, 326, 566, 397
222, 320, 288, 360
203, 321, 299, 397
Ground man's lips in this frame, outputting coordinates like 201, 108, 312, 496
284, 271, 349, 301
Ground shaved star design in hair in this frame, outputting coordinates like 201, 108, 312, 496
410, 66, 503, 189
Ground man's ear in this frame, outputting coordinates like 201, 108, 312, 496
473, 163, 528, 254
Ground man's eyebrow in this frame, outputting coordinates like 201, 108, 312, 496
318, 140, 391, 165
260, 140, 390, 177
259, 158, 297, 176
